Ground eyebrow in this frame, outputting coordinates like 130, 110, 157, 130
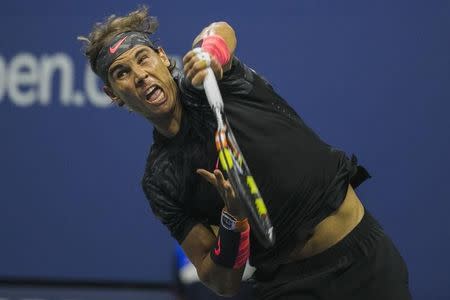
109, 48, 150, 77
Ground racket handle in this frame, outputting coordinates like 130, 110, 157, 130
203, 68, 224, 121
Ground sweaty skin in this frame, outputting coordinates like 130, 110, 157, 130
104, 46, 182, 137
288, 185, 364, 261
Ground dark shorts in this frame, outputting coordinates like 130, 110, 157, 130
252, 211, 411, 300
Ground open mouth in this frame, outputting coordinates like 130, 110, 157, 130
145, 85, 166, 105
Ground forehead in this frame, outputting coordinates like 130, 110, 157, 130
109, 45, 156, 68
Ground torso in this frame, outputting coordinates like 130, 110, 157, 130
145, 59, 370, 266
288, 184, 365, 261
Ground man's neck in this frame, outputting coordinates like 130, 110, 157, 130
151, 98, 183, 138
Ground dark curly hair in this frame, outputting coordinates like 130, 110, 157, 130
78, 6, 177, 108
78, 6, 160, 86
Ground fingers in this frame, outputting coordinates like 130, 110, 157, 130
190, 69, 208, 87
213, 169, 236, 200
213, 169, 225, 186
196, 168, 225, 187
183, 49, 204, 76
196, 168, 236, 200
183, 49, 223, 86
184, 55, 209, 78
196, 168, 216, 185
182, 50, 196, 66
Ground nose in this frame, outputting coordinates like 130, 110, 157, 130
134, 67, 148, 86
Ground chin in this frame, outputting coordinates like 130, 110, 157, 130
145, 99, 173, 119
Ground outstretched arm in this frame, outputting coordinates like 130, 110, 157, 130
183, 21, 237, 87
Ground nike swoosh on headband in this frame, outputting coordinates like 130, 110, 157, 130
109, 36, 128, 54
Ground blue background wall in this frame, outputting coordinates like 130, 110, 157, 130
0, 0, 449, 298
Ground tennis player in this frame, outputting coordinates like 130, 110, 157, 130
80, 7, 411, 299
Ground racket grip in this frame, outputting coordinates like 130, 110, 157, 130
203, 68, 224, 114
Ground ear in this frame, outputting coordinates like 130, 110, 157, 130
103, 85, 118, 101
103, 85, 124, 106
157, 47, 171, 67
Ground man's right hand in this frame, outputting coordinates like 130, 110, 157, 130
182, 21, 237, 88
183, 50, 224, 87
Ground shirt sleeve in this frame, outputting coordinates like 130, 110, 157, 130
141, 158, 198, 244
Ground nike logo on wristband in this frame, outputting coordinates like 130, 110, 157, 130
214, 237, 221, 256
109, 36, 128, 54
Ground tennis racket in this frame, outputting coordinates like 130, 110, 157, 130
203, 67, 275, 248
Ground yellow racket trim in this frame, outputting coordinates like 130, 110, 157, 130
246, 176, 259, 194
255, 198, 268, 216
219, 148, 234, 171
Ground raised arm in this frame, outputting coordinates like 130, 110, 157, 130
183, 21, 237, 87
176, 23, 249, 297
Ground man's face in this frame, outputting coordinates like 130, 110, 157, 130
106, 45, 178, 119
